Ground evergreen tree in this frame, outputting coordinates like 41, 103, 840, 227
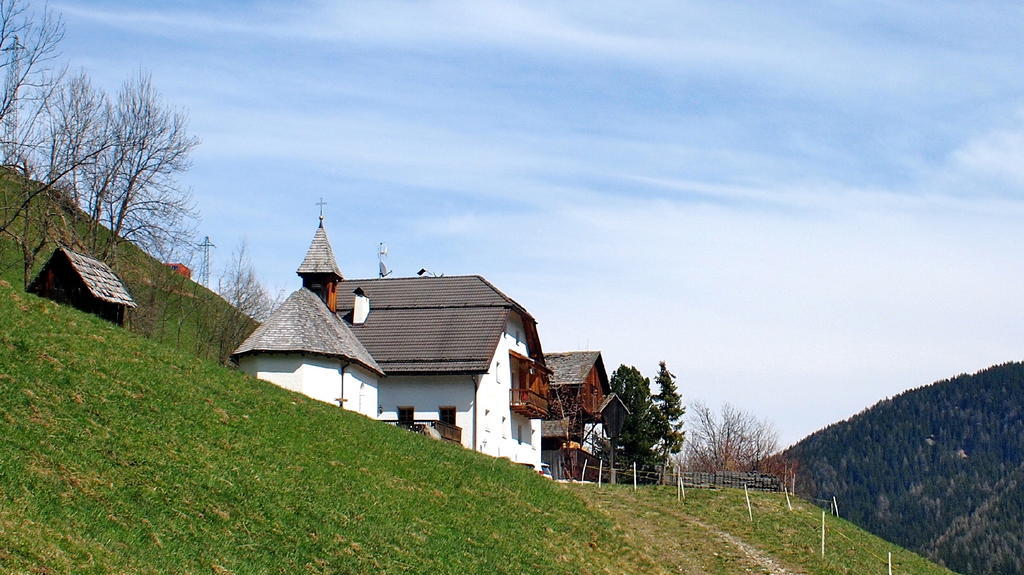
653, 361, 685, 461
609, 364, 661, 476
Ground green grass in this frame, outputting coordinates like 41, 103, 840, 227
575, 483, 961, 575
0, 280, 657, 574
0, 277, 961, 574
0, 171, 255, 363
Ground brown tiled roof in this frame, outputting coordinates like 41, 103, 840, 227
545, 351, 602, 386
232, 288, 382, 375
296, 222, 343, 278
336, 276, 532, 375
43, 247, 136, 307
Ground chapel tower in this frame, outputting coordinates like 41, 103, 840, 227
296, 217, 343, 312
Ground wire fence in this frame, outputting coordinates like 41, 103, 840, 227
585, 461, 783, 492
579, 463, 902, 574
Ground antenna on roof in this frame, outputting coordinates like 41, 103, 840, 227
378, 242, 392, 278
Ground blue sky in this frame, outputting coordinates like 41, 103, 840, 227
55, 1, 1024, 445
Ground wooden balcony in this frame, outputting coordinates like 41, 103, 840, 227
509, 350, 550, 418
383, 419, 462, 444
510, 387, 549, 418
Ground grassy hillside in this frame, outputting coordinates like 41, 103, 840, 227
0, 280, 959, 574
0, 171, 255, 363
785, 363, 1024, 575
576, 484, 959, 575
0, 279, 655, 574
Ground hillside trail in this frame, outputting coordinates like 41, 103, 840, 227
687, 517, 805, 575
578, 486, 804, 575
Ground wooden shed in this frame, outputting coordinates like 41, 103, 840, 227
28, 247, 136, 326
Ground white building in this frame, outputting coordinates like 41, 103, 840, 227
233, 219, 551, 466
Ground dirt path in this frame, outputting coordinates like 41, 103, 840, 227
688, 517, 805, 575
577, 486, 805, 575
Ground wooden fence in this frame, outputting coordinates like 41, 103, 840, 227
677, 471, 781, 492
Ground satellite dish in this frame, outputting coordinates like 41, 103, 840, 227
378, 242, 392, 278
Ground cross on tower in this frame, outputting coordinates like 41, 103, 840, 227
316, 197, 327, 222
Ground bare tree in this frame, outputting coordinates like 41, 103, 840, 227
218, 241, 274, 323
0, 0, 64, 173
0, 3, 198, 304
92, 71, 199, 261
0, 0, 66, 285
547, 382, 588, 479
43, 72, 108, 211
685, 401, 780, 473
213, 241, 274, 362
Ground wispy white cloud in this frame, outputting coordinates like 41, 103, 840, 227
59, 0, 1004, 102
951, 109, 1024, 186
54, 0, 1024, 445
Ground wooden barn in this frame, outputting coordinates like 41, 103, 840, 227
542, 351, 614, 481
28, 247, 136, 326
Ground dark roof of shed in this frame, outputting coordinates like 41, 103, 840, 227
544, 351, 610, 394
336, 275, 531, 375
31, 247, 136, 307
296, 222, 343, 278
544, 351, 602, 385
232, 288, 382, 375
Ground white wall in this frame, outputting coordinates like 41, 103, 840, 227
341, 363, 379, 418
237, 311, 543, 467
378, 374, 476, 448
237, 353, 379, 418
471, 313, 541, 466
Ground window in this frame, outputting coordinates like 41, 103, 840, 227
397, 406, 414, 424
439, 406, 456, 426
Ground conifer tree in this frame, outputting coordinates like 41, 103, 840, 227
653, 360, 685, 461
609, 364, 661, 476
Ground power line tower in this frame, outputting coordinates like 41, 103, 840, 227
2, 35, 23, 167
198, 235, 215, 286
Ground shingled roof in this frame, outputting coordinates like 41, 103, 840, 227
336, 276, 539, 375
545, 351, 601, 385
232, 288, 382, 375
296, 221, 343, 278
29, 247, 136, 307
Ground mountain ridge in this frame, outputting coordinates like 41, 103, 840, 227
786, 361, 1024, 575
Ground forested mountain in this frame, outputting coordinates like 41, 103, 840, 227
786, 362, 1024, 575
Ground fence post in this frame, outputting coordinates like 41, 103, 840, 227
581, 460, 588, 483
598, 460, 603, 488
744, 485, 753, 522
832, 496, 840, 518
633, 462, 637, 492
610, 438, 617, 485
888, 551, 893, 575
821, 510, 826, 558
784, 486, 792, 511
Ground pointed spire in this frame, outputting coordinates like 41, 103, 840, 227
297, 220, 343, 279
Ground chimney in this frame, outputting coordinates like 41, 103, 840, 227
353, 287, 369, 324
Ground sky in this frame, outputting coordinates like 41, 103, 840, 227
52, 0, 1024, 446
